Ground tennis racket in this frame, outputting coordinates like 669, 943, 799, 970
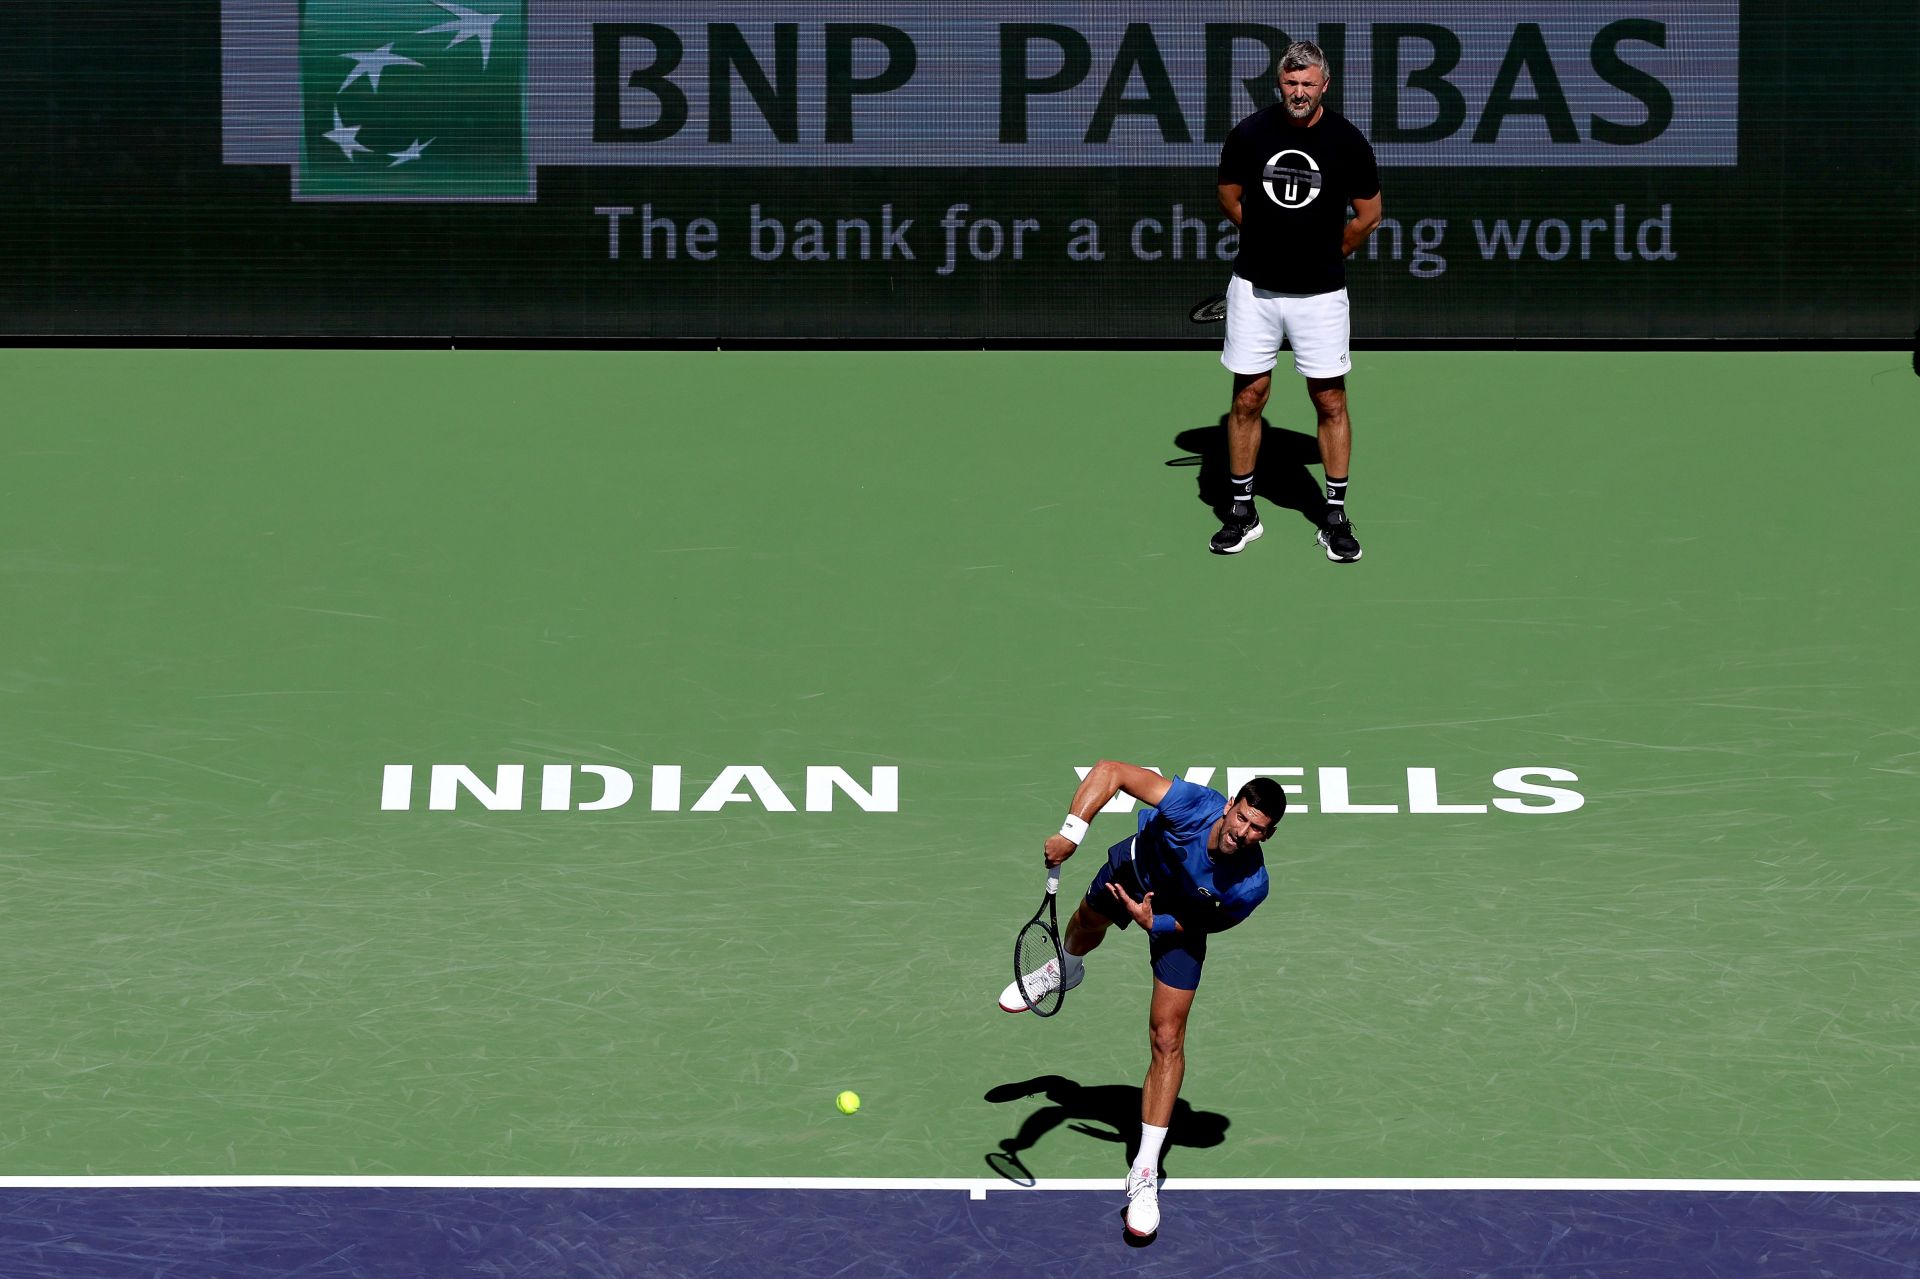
1189, 292, 1227, 323
1013, 862, 1067, 1017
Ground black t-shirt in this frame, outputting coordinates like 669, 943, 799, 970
1217, 106, 1381, 295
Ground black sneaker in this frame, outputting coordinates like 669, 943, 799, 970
1209, 503, 1264, 555
1317, 510, 1363, 562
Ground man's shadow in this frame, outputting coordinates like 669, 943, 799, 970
1170, 416, 1328, 529
982, 1075, 1230, 1187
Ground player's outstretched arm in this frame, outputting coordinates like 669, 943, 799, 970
1076, 760, 1174, 815
1045, 761, 1174, 867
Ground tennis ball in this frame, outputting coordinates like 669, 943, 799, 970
835, 1090, 861, 1115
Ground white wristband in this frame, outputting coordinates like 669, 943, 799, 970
1058, 814, 1089, 845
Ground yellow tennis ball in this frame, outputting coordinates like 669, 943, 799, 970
835, 1090, 861, 1115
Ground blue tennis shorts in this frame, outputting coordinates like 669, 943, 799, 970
1085, 835, 1208, 991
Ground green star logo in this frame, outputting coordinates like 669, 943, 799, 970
298, 0, 529, 200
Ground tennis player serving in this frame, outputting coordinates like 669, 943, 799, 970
997, 760, 1286, 1238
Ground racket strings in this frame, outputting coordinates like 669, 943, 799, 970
1015, 920, 1066, 1015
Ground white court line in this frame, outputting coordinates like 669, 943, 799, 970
0, 1177, 1914, 1193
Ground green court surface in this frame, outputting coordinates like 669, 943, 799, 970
1, 349, 1914, 1182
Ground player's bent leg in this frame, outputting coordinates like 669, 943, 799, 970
1063, 898, 1114, 957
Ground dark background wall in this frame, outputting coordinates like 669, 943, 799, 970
1, 1, 1913, 340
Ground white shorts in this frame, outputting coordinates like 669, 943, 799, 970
1219, 275, 1352, 379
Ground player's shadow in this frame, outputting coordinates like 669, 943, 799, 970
982, 1075, 1230, 1187
1168, 416, 1328, 528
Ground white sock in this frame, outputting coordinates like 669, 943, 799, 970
1134, 1123, 1168, 1178
1061, 938, 1085, 979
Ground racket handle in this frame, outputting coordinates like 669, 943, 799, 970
1044, 862, 1059, 895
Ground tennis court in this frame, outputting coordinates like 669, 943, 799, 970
3, 347, 1916, 1272
6, 0, 1919, 1266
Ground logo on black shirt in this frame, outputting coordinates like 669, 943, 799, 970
1261, 149, 1322, 209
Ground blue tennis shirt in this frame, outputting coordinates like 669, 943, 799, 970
1133, 777, 1270, 933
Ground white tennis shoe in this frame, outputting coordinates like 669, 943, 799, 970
996, 956, 1083, 1012
1125, 1166, 1161, 1236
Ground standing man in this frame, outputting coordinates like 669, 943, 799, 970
1212, 42, 1382, 563
997, 760, 1286, 1238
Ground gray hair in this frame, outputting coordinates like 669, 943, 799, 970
1280, 40, 1330, 80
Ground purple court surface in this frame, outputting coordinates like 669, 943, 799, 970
1, 1187, 1916, 1276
